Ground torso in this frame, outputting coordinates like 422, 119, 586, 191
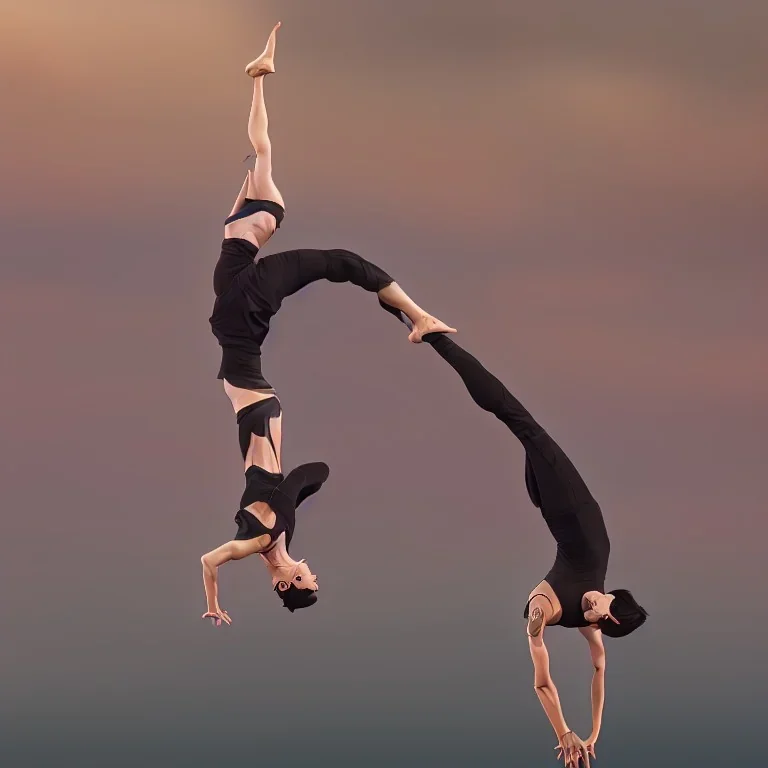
527, 499, 609, 628
223, 378, 275, 412
223, 211, 276, 249
234, 465, 291, 548
239, 500, 278, 552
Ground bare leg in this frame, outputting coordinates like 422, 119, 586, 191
377, 282, 457, 343
227, 173, 250, 218
245, 23, 283, 207
224, 23, 284, 246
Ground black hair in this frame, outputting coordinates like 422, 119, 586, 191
598, 589, 648, 638
275, 583, 318, 613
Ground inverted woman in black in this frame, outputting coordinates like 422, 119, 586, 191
388, 319, 647, 767
201, 22, 456, 628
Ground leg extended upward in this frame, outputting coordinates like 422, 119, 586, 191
225, 22, 284, 248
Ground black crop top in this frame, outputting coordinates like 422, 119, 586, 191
233, 462, 330, 551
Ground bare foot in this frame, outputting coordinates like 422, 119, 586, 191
245, 21, 281, 77
407, 314, 457, 343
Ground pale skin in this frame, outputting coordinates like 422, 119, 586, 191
526, 582, 619, 767
202, 23, 456, 625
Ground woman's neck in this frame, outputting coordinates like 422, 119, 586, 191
260, 534, 300, 583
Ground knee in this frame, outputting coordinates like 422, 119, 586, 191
501, 413, 544, 441
323, 249, 362, 281
325, 248, 360, 261
468, 380, 510, 417
249, 143, 272, 163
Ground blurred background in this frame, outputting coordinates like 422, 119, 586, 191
1, 1, 766, 765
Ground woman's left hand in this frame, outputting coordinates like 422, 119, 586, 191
202, 608, 232, 627
554, 731, 591, 767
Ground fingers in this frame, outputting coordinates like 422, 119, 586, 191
201, 611, 231, 627
569, 746, 583, 768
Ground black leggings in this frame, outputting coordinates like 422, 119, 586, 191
425, 334, 595, 513
212, 243, 394, 389
213, 243, 394, 302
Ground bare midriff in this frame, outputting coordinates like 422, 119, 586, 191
223, 379, 275, 412
223, 210, 277, 250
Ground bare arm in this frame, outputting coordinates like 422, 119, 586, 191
530, 626, 591, 767
578, 626, 606, 748
200, 538, 265, 623
529, 625, 570, 738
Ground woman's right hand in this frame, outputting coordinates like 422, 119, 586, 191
555, 730, 591, 767
202, 608, 232, 627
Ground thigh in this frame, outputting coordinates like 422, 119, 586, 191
228, 173, 250, 218
524, 433, 595, 511
246, 158, 285, 208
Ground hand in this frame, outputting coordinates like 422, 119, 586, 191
555, 730, 591, 768
202, 608, 232, 627
584, 734, 597, 760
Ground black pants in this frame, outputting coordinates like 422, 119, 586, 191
427, 335, 596, 513
212, 241, 394, 389
213, 241, 394, 302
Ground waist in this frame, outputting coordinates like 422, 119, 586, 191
218, 347, 271, 390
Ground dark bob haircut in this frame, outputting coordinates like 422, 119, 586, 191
275, 583, 318, 613
598, 589, 648, 638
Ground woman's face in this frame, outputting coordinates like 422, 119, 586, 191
291, 561, 318, 591
582, 591, 618, 625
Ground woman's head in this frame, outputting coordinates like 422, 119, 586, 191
583, 589, 648, 637
274, 560, 318, 613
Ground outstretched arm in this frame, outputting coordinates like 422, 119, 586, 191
529, 628, 569, 737
578, 626, 606, 756
200, 539, 264, 626
529, 629, 591, 767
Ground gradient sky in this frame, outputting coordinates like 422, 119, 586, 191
1, 1, 766, 766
